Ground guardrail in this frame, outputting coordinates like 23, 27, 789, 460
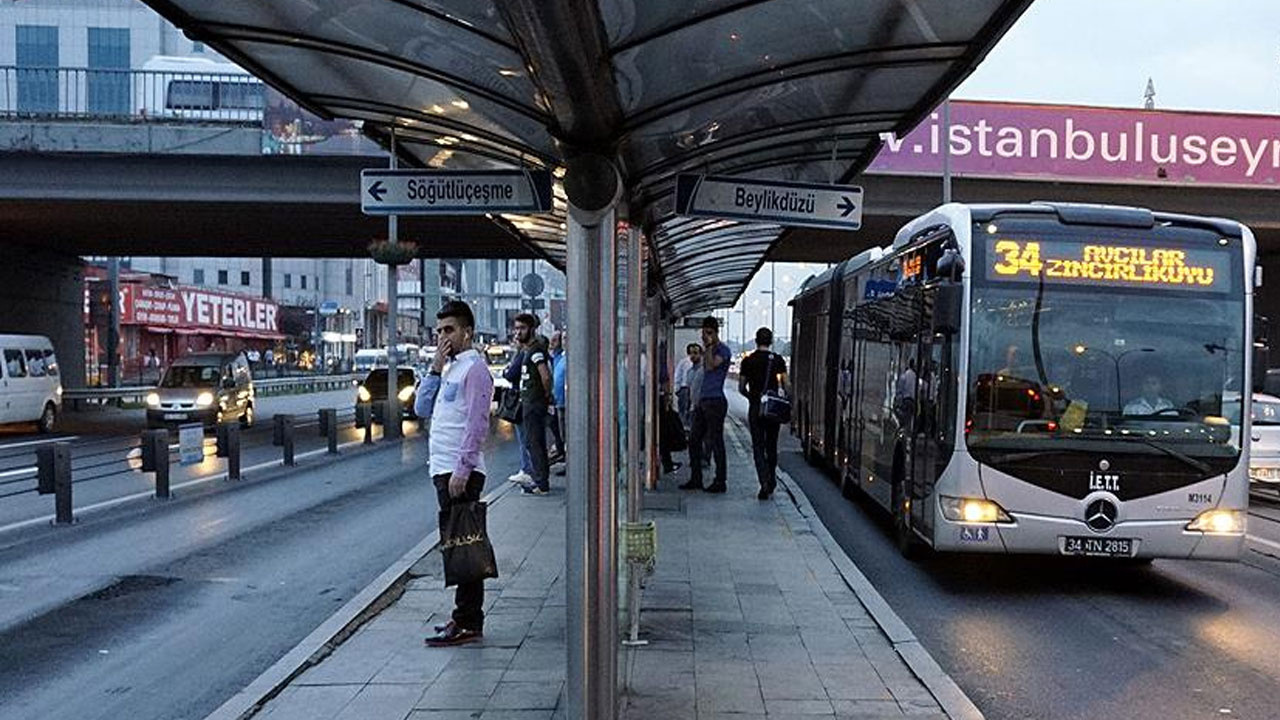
0, 65, 264, 124
63, 373, 361, 409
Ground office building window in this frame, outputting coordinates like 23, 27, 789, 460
284, 273, 292, 289
193, 268, 205, 284
241, 270, 251, 286
87, 28, 130, 115
217, 270, 228, 285
301, 275, 308, 290
345, 267, 353, 296
16, 26, 58, 113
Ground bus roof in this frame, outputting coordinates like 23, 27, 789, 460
141, 55, 252, 76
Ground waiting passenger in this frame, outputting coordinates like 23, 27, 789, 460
1124, 374, 1174, 415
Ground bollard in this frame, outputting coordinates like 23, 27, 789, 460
357, 402, 374, 445
317, 408, 330, 438
142, 429, 171, 500
216, 422, 231, 458
225, 421, 242, 480
37, 443, 73, 525
321, 408, 339, 454
273, 414, 286, 446
278, 415, 296, 466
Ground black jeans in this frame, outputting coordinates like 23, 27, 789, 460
689, 396, 728, 485
748, 404, 780, 491
548, 405, 565, 456
521, 402, 550, 490
433, 471, 487, 631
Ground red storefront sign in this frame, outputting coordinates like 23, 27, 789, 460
120, 285, 281, 336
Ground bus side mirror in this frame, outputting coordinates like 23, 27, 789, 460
1255, 314, 1271, 394
932, 283, 963, 336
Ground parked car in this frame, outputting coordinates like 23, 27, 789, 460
1231, 392, 1280, 484
355, 367, 417, 423
146, 352, 255, 429
0, 334, 62, 433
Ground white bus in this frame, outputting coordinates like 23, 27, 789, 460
136, 55, 263, 122
791, 202, 1257, 561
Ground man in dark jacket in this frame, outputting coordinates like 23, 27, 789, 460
739, 327, 788, 500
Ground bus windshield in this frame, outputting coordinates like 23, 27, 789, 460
966, 223, 1245, 467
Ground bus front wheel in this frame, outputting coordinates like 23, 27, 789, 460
891, 462, 922, 560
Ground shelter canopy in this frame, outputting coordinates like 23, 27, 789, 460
145, 0, 1030, 315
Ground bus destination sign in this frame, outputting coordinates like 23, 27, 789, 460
985, 238, 1230, 291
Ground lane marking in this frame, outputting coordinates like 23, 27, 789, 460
0, 435, 401, 536
0, 436, 79, 451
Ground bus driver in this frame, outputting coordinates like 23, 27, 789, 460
1124, 374, 1174, 416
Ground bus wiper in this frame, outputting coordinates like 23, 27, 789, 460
1119, 436, 1211, 474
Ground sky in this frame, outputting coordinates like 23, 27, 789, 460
737, 0, 1280, 340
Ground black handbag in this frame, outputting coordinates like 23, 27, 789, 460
758, 353, 792, 425
439, 501, 499, 587
661, 405, 688, 452
496, 387, 522, 424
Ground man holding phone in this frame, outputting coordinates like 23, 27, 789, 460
415, 300, 495, 647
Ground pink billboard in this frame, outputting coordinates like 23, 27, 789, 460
868, 100, 1280, 189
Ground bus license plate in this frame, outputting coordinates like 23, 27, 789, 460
1060, 536, 1134, 557
164, 413, 187, 420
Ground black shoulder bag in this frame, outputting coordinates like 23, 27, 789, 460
758, 352, 792, 425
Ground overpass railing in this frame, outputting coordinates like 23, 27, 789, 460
64, 373, 361, 409
0, 66, 264, 124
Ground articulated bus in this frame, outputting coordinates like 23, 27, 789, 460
790, 202, 1259, 561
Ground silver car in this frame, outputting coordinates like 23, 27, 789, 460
1230, 392, 1280, 484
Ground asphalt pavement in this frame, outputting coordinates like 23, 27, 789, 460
750, 392, 1280, 720
0, 417, 522, 720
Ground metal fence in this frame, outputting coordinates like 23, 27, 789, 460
0, 66, 264, 124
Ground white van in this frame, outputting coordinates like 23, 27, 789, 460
0, 335, 63, 433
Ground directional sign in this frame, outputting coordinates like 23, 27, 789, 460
675, 174, 864, 231
361, 169, 553, 215
318, 300, 339, 316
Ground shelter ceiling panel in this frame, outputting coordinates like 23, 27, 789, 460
223, 39, 556, 156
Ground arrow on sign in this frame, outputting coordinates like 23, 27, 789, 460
367, 180, 387, 203
837, 196, 858, 218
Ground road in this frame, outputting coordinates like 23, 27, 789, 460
0, 418, 523, 720
0, 389, 386, 530
754, 394, 1280, 720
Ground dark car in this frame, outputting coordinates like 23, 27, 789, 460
356, 367, 418, 423
146, 351, 255, 429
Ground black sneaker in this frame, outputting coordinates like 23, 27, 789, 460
663, 461, 683, 474
521, 483, 549, 496
757, 488, 771, 500
425, 624, 483, 647
678, 479, 703, 491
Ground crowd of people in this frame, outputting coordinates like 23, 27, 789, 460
413, 301, 788, 648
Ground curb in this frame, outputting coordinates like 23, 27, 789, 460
726, 418, 983, 720
202, 479, 518, 720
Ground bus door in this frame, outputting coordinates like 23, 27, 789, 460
911, 286, 960, 539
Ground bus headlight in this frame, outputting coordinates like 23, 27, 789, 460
397, 386, 414, 402
940, 496, 1013, 524
195, 392, 215, 407
357, 386, 371, 403
146, 392, 160, 407
1185, 509, 1245, 534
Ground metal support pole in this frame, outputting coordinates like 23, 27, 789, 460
623, 224, 647, 648
279, 415, 296, 466
154, 445, 171, 500
37, 443, 73, 525
322, 408, 339, 454
273, 413, 286, 446
385, 129, 403, 439
107, 256, 120, 388
942, 98, 953, 204
357, 402, 374, 444
216, 422, 231, 457
565, 154, 621, 720
645, 296, 661, 491
317, 408, 330, 437
226, 422, 241, 480
262, 257, 273, 299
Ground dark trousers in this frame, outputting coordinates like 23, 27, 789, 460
548, 405, 565, 456
521, 403, 550, 490
748, 404, 780, 491
689, 396, 728, 485
433, 471, 487, 631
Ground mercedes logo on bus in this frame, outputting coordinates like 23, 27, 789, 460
1085, 498, 1119, 532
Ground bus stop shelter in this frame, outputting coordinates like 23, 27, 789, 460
140, 1, 1033, 717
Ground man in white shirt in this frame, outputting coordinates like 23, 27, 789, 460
415, 300, 495, 647
1124, 374, 1174, 416
674, 343, 699, 429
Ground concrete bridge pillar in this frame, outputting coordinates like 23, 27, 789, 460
0, 249, 85, 388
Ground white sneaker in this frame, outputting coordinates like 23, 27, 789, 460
508, 471, 532, 484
